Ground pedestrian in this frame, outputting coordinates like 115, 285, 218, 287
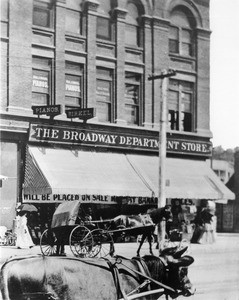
15, 211, 34, 249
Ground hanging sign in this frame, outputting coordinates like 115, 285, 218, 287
32, 105, 62, 117
66, 108, 96, 121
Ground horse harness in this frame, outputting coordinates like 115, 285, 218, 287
9, 255, 176, 300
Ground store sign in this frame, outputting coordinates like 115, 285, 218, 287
32, 105, 62, 116
22, 193, 157, 205
29, 123, 212, 156
23, 194, 118, 204
66, 108, 95, 120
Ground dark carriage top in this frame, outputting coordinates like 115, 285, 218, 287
51, 200, 81, 228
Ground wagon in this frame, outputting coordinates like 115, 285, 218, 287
40, 201, 115, 258
40, 201, 157, 258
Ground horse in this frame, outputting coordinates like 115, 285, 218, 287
111, 205, 173, 256
0, 247, 195, 300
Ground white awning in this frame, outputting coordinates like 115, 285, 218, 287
23, 146, 154, 198
126, 155, 235, 201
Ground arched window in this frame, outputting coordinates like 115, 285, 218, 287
169, 7, 195, 57
96, 0, 113, 41
125, 2, 141, 47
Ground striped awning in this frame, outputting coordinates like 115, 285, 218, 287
23, 146, 154, 199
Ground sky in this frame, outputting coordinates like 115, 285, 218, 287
210, 0, 239, 149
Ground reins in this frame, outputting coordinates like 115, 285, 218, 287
114, 255, 176, 293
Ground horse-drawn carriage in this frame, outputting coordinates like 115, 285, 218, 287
40, 201, 116, 258
40, 201, 172, 258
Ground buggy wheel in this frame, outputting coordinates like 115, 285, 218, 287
89, 229, 114, 258
40, 229, 57, 256
69, 225, 93, 258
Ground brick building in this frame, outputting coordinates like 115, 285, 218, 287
0, 0, 234, 228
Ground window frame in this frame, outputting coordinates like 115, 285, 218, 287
65, 8, 82, 36
96, 67, 114, 123
32, 56, 53, 106
65, 62, 84, 111
124, 72, 141, 126
96, 16, 112, 41
168, 79, 194, 132
33, 1, 54, 29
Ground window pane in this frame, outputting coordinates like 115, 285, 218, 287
182, 112, 192, 132
32, 70, 49, 93
33, 6, 51, 28
168, 110, 179, 130
125, 25, 138, 46
169, 27, 178, 39
97, 17, 111, 40
182, 29, 191, 42
125, 84, 139, 105
169, 39, 179, 53
96, 80, 111, 102
182, 92, 192, 112
32, 92, 48, 106
168, 91, 178, 110
97, 102, 111, 122
65, 96, 81, 108
65, 74, 81, 96
125, 104, 138, 125
65, 10, 81, 34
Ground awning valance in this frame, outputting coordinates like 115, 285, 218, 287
23, 146, 154, 198
126, 155, 235, 201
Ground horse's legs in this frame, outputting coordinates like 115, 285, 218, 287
148, 233, 154, 255
136, 234, 146, 256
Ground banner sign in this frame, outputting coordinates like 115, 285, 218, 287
29, 123, 212, 156
22, 194, 157, 205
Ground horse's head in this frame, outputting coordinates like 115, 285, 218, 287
160, 247, 196, 297
163, 205, 173, 222
149, 206, 173, 224
143, 247, 195, 297
111, 215, 127, 229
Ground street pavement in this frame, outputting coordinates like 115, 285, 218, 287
0, 233, 239, 300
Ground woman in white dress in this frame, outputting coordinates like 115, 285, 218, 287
15, 212, 34, 249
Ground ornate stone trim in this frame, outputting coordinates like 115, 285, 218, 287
112, 8, 128, 22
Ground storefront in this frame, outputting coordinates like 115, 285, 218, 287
20, 122, 235, 231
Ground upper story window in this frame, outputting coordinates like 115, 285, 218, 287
32, 56, 53, 106
65, 9, 82, 35
169, 8, 195, 57
33, 1, 54, 29
65, 62, 83, 111
96, 67, 113, 123
125, 72, 141, 126
125, 2, 141, 47
65, 0, 83, 35
168, 79, 194, 132
96, 0, 113, 41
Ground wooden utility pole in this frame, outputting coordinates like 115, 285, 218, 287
148, 69, 176, 251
